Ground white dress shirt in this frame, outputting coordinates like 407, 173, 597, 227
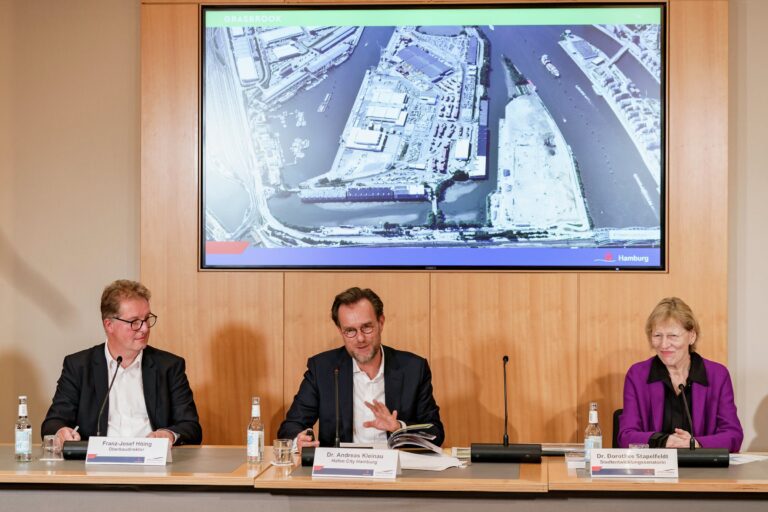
352, 349, 388, 444
104, 344, 153, 438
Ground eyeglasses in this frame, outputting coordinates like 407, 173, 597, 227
341, 323, 376, 338
651, 332, 685, 343
112, 314, 158, 331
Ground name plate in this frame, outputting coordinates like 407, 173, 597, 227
86, 437, 172, 466
312, 447, 400, 479
590, 448, 678, 478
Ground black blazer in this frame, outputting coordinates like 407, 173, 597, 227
41, 344, 202, 445
278, 345, 444, 446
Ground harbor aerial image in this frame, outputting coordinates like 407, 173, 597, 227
202, 8, 663, 267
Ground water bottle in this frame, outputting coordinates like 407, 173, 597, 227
15, 396, 32, 462
584, 401, 602, 464
247, 396, 264, 463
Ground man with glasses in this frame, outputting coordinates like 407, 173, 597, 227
278, 287, 444, 449
42, 280, 202, 446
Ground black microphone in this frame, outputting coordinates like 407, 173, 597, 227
502, 355, 509, 447
470, 355, 542, 463
675, 383, 730, 467
63, 355, 122, 460
96, 355, 123, 436
334, 367, 340, 448
678, 383, 696, 450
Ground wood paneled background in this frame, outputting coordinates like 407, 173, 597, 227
141, 0, 728, 446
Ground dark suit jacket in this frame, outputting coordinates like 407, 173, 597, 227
278, 345, 444, 447
41, 344, 202, 445
618, 356, 743, 452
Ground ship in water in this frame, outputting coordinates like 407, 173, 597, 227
540, 54, 560, 78
317, 92, 332, 113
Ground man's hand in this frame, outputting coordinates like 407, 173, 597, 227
297, 430, 319, 451
363, 399, 400, 432
56, 427, 80, 446
148, 429, 176, 443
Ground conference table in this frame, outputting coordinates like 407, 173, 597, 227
0, 444, 265, 511
2, 444, 767, 511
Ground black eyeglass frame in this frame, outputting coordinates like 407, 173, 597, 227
112, 314, 158, 331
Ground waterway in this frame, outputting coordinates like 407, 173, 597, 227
479, 25, 661, 229
266, 27, 434, 228
207, 23, 663, 234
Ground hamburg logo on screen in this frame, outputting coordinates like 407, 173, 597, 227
594, 252, 614, 263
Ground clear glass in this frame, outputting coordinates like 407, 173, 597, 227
272, 438, 294, 466
247, 396, 265, 463
42, 434, 63, 461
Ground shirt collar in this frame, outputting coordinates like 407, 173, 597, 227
104, 341, 143, 370
648, 352, 708, 386
351, 347, 385, 381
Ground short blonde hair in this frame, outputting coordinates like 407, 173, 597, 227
645, 297, 700, 352
100, 280, 151, 320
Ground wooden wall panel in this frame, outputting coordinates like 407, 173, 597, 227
141, 4, 285, 444
141, 0, 729, 447
190, 273, 285, 444
578, 275, 677, 446
431, 274, 579, 446
578, 0, 730, 445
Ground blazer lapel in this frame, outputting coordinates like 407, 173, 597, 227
337, 351, 354, 443
649, 381, 665, 432
692, 381, 707, 438
92, 345, 109, 435
142, 349, 158, 430
384, 347, 403, 417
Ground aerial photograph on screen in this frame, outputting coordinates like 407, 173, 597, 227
202, 7, 664, 268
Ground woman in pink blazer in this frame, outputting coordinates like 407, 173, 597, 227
617, 297, 743, 452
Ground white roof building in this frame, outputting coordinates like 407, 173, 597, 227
345, 127, 386, 152
455, 139, 471, 160
260, 26, 304, 46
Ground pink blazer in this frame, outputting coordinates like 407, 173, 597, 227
618, 356, 743, 452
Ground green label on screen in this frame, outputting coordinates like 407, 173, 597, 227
205, 7, 661, 28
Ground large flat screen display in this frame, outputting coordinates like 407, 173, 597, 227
202, 4, 665, 269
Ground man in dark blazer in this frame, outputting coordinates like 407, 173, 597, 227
278, 287, 444, 449
41, 280, 202, 445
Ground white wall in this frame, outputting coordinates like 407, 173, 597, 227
0, 0, 139, 439
729, 0, 768, 451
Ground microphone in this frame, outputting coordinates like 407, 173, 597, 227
502, 355, 509, 447
334, 367, 340, 448
97, 355, 123, 437
674, 382, 729, 467
470, 355, 542, 463
677, 383, 696, 450
63, 355, 123, 460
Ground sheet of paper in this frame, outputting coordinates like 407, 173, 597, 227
729, 453, 768, 465
399, 451, 463, 471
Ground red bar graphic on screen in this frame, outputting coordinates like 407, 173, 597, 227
206, 241, 249, 255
